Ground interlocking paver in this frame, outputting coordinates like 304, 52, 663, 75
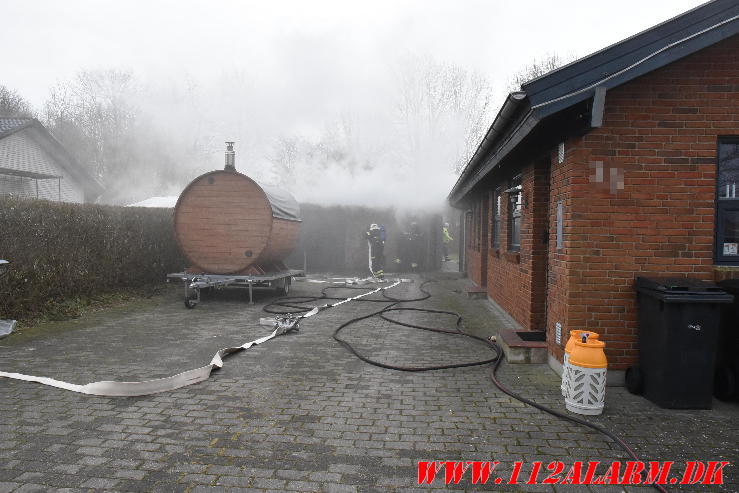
0, 273, 737, 492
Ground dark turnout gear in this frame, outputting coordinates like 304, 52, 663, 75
366, 224, 385, 279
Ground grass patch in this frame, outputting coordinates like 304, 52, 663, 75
12, 283, 170, 333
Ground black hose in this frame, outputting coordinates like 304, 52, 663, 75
264, 277, 668, 492
335, 306, 501, 371
489, 348, 669, 493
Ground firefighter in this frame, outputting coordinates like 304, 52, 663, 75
442, 222, 453, 261
365, 223, 385, 279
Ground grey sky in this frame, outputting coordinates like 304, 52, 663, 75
1, 0, 707, 207
3, 1, 706, 105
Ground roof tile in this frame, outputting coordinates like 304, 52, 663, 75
0, 117, 33, 135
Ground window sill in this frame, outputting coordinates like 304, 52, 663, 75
714, 265, 739, 281
503, 252, 520, 264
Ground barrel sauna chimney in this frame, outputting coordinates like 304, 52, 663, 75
174, 142, 302, 275
224, 141, 236, 171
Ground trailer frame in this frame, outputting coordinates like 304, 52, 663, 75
167, 269, 305, 308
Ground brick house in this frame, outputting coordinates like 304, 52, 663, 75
448, 0, 739, 380
0, 118, 102, 202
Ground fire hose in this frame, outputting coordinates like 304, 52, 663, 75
265, 278, 669, 493
0, 276, 668, 491
0, 280, 400, 396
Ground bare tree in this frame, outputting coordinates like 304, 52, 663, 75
268, 121, 363, 192
448, 69, 495, 174
267, 55, 495, 192
506, 53, 575, 92
42, 70, 140, 199
394, 55, 494, 174
267, 136, 302, 188
0, 85, 35, 117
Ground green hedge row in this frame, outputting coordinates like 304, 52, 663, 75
0, 198, 185, 320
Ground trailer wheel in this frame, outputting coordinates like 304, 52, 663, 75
276, 277, 291, 295
184, 299, 197, 309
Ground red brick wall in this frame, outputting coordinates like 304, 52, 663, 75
548, 35, 739, 369
529, 162, 551, 330
464, 206, 482, 286
546, 144, 587, 364
462, 35, 738, 369
465, 197, 486, 286
482, 162, 550, 330
466, 248, 484, 286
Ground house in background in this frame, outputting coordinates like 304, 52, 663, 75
449, 0, 739, 382
0, 117, 102, 203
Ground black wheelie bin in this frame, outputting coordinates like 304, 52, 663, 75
716, 279, 739, 401
629, 277, 733, 409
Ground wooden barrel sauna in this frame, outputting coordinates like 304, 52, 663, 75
174, 170, 301, 274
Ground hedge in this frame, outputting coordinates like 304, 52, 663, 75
0, 197, 442, 320
0, 197, 185, 320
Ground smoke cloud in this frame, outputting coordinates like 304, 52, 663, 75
47, 53, 491, 212
2, 0, 705, 211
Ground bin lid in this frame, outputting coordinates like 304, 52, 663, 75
636, 277, 733, 303
636, 277, 725, 293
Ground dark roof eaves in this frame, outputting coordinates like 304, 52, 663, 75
533, 21, 739, 119
449, 109, 539, 207
522, 0, 723, 90
524, 1, 739, 105
448, 4, 739, 207
448, 92, 528, 205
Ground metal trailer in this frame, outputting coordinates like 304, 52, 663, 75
167, 269, 305, 308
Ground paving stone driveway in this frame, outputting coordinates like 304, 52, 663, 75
0, 273, 737, 492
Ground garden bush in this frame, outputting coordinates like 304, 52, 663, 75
0, 197, 184, 320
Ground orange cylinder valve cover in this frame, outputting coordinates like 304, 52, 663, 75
569, 339, 608, 369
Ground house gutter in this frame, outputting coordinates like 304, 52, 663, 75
448, 11, 739, 209
448, 91, 527, 207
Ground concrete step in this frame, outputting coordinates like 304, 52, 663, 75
464, 286, 487, 299
497, 328, 547, 364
